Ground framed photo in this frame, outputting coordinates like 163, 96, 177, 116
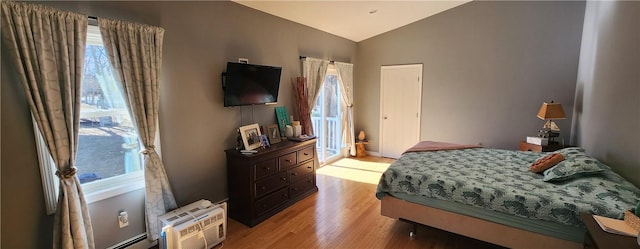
239, 123, 261, 150
259, 135, 270, 148
266, 124, 282, 144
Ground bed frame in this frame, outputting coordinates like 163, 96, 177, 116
381, 196, 583, 249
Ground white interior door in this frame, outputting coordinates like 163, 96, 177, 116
380, 64, 422, 159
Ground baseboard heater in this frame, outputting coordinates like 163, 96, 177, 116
108, 233, 152, 249
158, 200, 227, 249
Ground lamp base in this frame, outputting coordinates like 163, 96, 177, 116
537, 128, 560, 139
543, 120, 561, 131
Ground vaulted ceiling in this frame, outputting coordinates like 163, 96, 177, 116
232, 1, 471, 42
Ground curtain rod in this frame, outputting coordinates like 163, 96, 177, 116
299, 56, 335, 64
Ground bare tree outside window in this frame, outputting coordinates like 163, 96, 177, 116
76, 36, 142, 184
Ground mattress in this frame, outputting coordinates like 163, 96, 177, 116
376, 148, 640, 241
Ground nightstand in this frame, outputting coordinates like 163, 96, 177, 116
580, 213, 638, 249
518, 141, 564, 152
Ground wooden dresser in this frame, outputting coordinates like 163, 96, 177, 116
225, 139, 318, 227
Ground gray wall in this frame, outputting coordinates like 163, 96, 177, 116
355, 1, 585, 152
0, 1, 356, 248
1, 50, 56, 249
572, 1, 640, 186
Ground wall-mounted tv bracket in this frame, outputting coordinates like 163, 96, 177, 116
221, 72, 227, 90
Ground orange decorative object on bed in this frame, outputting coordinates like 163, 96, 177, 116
530, 153, 565, 173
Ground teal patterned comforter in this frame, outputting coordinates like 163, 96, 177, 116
375, 148, 640, 227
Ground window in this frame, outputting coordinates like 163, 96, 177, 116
37, 25, 145, 214
311, 66, 343, 164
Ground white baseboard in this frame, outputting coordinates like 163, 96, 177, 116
366, 151, 381, 157
107, 233, 156, 249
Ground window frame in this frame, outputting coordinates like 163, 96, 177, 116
36, 24, 148, 215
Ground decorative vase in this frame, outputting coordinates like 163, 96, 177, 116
293, 125, 302, 137
291, 120, 301, 137
285, 125, 293, 137
358, 130, 366, 141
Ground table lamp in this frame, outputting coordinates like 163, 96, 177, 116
537, 101, 566, 139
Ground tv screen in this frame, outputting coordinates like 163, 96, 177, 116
224, 62, 282, 107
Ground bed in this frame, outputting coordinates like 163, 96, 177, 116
376, 141, 640, 249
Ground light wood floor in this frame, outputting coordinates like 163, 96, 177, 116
222, 156, 503, 249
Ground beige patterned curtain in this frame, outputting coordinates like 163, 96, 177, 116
334, 62, 356, 156
98, 18, 177, 241
1, 2, 94, 248
300, 57, 329, 135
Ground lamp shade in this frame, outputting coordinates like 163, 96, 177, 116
537, 102, 566, 120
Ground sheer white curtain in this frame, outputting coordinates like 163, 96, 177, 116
1, 2, 95, 248
334, 62, 356, 156
99, 18, 177, 241
301, 57, 329, 134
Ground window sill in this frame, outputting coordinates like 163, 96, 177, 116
83, 172, 145, 204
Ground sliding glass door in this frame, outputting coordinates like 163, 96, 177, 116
311, 67, 342, 164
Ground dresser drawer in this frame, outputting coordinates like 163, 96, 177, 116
253, 158, 277, 180
289, 174, 315, 199
289, 160, 314, 183
298, 146, 315, 163
279, 152, 298, 171
254, 187, 289, 216
255, 172, 288, 198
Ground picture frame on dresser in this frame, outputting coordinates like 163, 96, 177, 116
266, 124, 281, 144
259, 135, 270, 148
239, 123, 261, 150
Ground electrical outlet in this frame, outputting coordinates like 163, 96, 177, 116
118, 211, 129, 228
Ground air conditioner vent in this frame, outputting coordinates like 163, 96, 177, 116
158, 200, 227, 249
179, 223, 202, 238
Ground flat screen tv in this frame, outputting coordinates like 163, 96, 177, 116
223, 62, 282, 107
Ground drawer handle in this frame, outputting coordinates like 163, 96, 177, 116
282, 194, 288, 198
303, 152, 309, 156
285, 159, 292, 163
281, 177, 287, 181
292, 173, 298, 176
292, 188, 298, 191
307, 166, 312, 169
307, 180, 313, 183
260, 186, 266, 190
263, 167, 271, 171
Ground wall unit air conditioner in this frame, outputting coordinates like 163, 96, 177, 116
158, 199, 227, 249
